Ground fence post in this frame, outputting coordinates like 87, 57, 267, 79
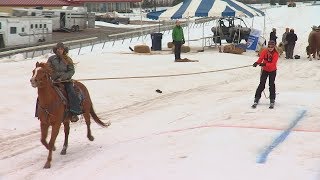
91, 41, 95, 52
102, 40, 106, 49
78, 42, 82, 55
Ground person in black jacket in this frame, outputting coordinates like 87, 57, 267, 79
270, 28, 278, 45
285, 29, 298, 59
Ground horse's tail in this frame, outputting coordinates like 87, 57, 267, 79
90, 105, 110, 127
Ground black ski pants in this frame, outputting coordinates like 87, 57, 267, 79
255, 70, 277, 101
174, 41, 182, 60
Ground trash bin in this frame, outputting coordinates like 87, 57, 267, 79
151, 33, 163, 51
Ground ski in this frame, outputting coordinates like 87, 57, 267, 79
251, 103, 274, 109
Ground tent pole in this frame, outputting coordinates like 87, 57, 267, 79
263, 9, 266, 39
202, 22, 204, 50
238, 20, 241, 44
188, 17, 190, 46
251, 17, 254, 28
140, 2, 143, 43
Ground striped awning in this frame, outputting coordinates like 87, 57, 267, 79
0, 0, 141, 6
147, 0, 265, 20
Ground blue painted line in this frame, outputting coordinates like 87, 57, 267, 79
256, 109, 307, 164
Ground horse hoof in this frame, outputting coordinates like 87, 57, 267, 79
60, 150, 66, 155
43, 163, 51, 169
52, 146, 56, 151
88, 136, 94, 141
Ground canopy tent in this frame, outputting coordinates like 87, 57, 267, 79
146, 0, 265, 20
146, 0, 265, 50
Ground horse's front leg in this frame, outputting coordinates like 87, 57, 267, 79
60, 121, 70, 155
44, 123, 61, 169
84, 113, 94, 141
40, 122, 49, 150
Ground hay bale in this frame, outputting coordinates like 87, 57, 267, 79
231, 47, 245, 54
167, 42, 174, 48
134, 45, 151, 53
222, 44, 244, 54
172, 45, 191, 53
223, 44, 233, 53
235, 43, 247, 52
181, 45, 190, 53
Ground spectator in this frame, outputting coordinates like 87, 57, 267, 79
285, 29, 298, 59
172, 20, 185, 61
282, 28, 289, 53
270, 28, 278, 45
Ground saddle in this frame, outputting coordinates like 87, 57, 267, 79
34, 81, 84, 120
53, 81, 85, 108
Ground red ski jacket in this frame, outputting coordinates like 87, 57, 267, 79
256, 49, 279, 72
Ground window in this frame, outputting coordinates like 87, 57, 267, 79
40, 24, 42, 28
0, 22, 1, 29
35, 24, 38, 28
21, 27, 25, 32
44, 24, 47, 28
31, 24, 34, 29
10, 27, 17, 34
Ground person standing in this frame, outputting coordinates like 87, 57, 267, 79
285, 29, 298, 59
282, 28, 289, 57
270, 28, 278, 45
172, 20, 185, 61
252, 40, 279, 109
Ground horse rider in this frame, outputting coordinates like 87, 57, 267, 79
47, 42, 82, 122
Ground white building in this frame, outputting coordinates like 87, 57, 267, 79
12, 6, 92, 32
0, 17, 52, 48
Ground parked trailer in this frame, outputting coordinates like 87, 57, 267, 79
12, 6, 90, 32
0, 17, 52, 48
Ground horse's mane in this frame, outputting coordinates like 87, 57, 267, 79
37, 62, 53, 76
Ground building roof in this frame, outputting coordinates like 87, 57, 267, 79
0, 0, 73, 6
72, 0, 142, 2
0, 0, 141, 6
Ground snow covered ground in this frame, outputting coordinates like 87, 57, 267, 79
1, 4, 320, 180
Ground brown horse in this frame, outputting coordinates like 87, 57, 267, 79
308, 30, 320, 60
30, 62, 110, 169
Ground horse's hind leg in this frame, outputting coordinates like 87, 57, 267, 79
84, 112, 94, 141
44, 123, 61, 169
60, 121, 70, 155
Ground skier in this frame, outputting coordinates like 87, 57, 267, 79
252, 40, 279, 109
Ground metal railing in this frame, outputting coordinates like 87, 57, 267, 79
0, 18, 213, 60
